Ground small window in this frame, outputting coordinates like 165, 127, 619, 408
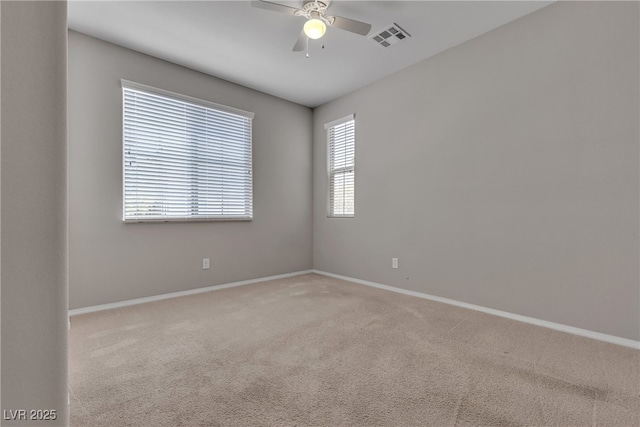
122, 80, 254, 222
326, 114, 355, 217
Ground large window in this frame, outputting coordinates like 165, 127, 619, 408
326, 114, 355, 217
122, 80, 253, 222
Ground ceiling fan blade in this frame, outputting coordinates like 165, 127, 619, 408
327, 15, 372, 36
251, 0, 300, 16
292, 30, 306, 52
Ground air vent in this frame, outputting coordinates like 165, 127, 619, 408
370, 23, 411, 48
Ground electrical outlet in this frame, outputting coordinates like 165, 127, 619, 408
202, 258, 210, 270
392, 258, 399, 269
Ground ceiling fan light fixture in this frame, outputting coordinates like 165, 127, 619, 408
304, 18, 326, 39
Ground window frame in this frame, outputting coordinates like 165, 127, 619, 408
325, 114, 356, 218
121, 80, 254, 223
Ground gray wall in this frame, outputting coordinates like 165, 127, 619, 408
1, 1, 69, 425
68, 31, 312, 309
313, 1, 640, 341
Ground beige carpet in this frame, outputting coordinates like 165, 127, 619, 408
69, 273, 639, 426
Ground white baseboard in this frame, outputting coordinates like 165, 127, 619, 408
312, 270, 640, 350
68, 269, 314, 316
69, 268, 639, 350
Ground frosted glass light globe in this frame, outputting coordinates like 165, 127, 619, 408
304, 19, 327, 40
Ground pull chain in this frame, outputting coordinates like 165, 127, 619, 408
306, 37, 310, 58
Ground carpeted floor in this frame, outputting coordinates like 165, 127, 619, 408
69, 273, 639, 426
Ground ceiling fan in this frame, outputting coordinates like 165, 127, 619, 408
251, 0, 372, 52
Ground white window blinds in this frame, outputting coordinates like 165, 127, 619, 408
122, 81, 254, 222
326, 115, 355, 217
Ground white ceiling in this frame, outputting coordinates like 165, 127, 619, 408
68, 0, 553, 108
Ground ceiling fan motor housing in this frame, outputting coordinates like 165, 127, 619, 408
296, 1, 329, 20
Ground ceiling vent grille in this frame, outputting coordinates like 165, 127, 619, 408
370, 23, 411, 48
